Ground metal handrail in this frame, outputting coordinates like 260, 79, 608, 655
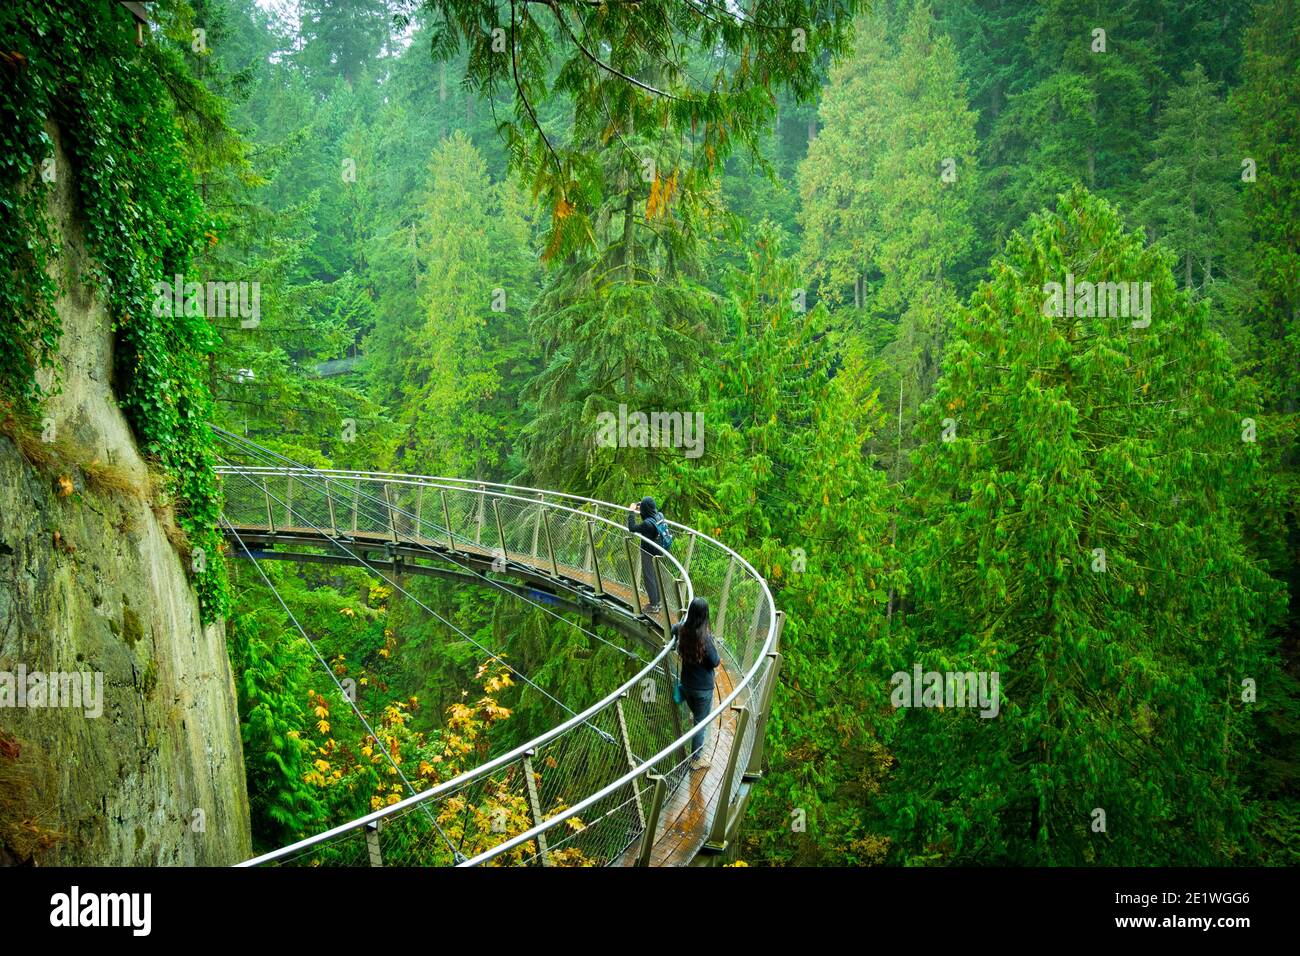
219, 466, 699, 542
217, 467, 687, 585
220, 468, 776, 866
216, 466, 687, 610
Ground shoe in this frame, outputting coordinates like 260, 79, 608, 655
690, 759, 710, 771
645, 604, 661, 615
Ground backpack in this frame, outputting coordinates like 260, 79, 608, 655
651, 512, 674, 552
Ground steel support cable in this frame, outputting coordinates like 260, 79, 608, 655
238, 637, 679, 866
218, 457, 589, 720
211, 427, 647, 663
217, 459, 619, 748
220, 515, 463, 861
223, 461, 646, 664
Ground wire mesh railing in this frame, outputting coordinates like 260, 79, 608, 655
217, 463, 779, 866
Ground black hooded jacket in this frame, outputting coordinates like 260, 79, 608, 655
627, 495, 662, 554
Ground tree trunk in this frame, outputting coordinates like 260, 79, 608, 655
1087, 96, 1097, 187
885, 376, 904, 623
621, 189, 635, 275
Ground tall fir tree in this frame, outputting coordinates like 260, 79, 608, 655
895, 186, 1281, 864
799, 1, 978, 480
391, 132, 538, 479
1138, 64, 1243, 301
986, 0, 1154, 243
1230, 0, 1300, 864
669, 224, 899, 864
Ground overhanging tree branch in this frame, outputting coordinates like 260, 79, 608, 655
509, 0, 565, 177
537, 0, 682, 101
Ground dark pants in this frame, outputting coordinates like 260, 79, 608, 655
641, 550, 661, 608
684, 689, 713, 759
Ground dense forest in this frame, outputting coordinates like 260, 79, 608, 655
2, 0, 1296, 867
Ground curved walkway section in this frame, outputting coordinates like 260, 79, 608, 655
218, 465, 781, 867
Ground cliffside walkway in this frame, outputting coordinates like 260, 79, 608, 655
213, 430, 782, 867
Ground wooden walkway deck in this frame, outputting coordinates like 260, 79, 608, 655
615, 663, 738, 866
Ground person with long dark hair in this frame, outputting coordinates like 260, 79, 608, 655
673, 597, 720, 771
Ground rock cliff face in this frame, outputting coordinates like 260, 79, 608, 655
0, 125, 251, 865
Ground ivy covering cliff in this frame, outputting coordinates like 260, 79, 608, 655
0, 0, 228, 620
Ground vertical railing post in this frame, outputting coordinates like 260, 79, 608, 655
365, 820, 383, 868
636, 773, 668, 867
742, 593, 766, 678
715, 556, 737, 640
530, 493, 543, 561
415, 485, 424, 538
614, 692, 647, 829
262, 479, 275, 533
681, 533, 696, 572
652, 555, 673, 640
285, 474, 294, 528
475, 485, 486, 546
623, 536, 644, 616
351, 482, 359, 533
383, 483, 399, 544
521, 750, 550, 867
745, 614, 784, 781
440, 490, 455, 553
491, 498, 508, 566
325, 478, 336, 537
541, 509, 559, 577
704, 705, 750, 854
585, 519, 604, 596
581, 506, 596, 573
